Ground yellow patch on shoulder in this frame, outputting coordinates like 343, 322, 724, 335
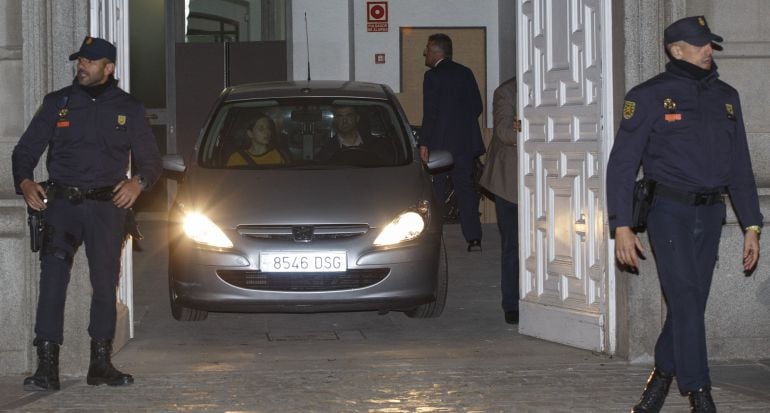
623, 100, 636, 120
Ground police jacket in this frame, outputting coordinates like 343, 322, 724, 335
607, 60, 762, 231
12, 77, 162, 193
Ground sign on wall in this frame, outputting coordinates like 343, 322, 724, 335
367, 1, 388, 32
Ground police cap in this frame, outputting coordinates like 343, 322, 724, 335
664, 16, 723, 50
68, 36, 116, 62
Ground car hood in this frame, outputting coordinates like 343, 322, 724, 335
176, 163, 432, 229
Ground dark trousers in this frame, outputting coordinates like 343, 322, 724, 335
646, 196, 725, 393
35, 198, 127, 345
433, 155, 482, 242
495, 195, 519, 313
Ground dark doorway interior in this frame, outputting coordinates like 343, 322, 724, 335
175, 41, 287, 161
129, 0, 288, 212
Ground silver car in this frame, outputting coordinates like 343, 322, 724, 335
164, 81, 452, 321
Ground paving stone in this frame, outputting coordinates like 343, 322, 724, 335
1, 220, 768, 412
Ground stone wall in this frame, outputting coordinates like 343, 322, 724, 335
0, 0, 31, 376
689, 0, 770, 359
0, 0, 92, 376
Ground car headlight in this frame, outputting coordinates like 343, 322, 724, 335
182, 212, 234, 248
374, 211, 426, 246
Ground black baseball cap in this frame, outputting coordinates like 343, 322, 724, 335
664, 16, 723, 50
68, 36, 117, 62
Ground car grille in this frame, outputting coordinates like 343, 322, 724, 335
236, 224, 369, 242
217, 268, 389, 291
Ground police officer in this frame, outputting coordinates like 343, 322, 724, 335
607, 16, 761, 412
12, 36, 162, 391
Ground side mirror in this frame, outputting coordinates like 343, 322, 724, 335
426, 149, 453, 171
163, 154, 186, 181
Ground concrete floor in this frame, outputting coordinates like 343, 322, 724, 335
1, 218, 769, 412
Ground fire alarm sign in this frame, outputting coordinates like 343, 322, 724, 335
367, 2, 388, 32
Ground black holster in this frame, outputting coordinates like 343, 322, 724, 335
27, 207, 46, 252
631, 178, 656, 231
124, 209, 143, 241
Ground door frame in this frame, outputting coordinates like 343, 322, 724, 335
600, 0, 617, 355
89, 0, 135, 339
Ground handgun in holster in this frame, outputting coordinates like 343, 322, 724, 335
124, 208, 143, 241
631, 178, 656, 231
27, 207, 46, 252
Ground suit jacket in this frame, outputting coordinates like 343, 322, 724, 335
480, 77, 518, 203
420, 59, 485, 159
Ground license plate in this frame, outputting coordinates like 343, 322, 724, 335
260, 251, 347, 273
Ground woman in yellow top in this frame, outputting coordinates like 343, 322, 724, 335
226, 113, 286, 166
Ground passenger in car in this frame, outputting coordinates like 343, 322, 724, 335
226, 112, 287, 166
318, 105, 393, 164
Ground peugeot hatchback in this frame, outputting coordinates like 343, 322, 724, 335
164, 81, 451, 321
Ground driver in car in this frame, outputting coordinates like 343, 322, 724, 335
318, 105, 389, 162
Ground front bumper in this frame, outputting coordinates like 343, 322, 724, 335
168, 230, 442, 314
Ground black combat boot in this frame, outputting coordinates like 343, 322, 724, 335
688, 387, 716, 413
631, 367, 674, 412
23, 341, 61, 391
86, 339, 134, 386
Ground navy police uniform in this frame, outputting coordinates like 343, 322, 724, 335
12, 38, 161, 354
607, 16, 761, 406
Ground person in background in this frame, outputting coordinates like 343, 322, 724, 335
227, 112, 286, 166
419, 33, 486, 252
480, 76, 521, 325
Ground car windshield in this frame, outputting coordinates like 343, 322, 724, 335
199, 98, 411, 169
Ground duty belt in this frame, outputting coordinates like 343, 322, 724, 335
46, 182, 115, 204
654, 183, 724, 206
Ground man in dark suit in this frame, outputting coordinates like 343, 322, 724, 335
419, 33, 486, 252
317, 105, 392, 164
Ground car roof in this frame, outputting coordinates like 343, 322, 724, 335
223, 80, 391, 101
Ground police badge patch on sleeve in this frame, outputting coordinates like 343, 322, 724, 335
115, 114, 127, 131
623, 100, 636, 120
725, 103, 736, 120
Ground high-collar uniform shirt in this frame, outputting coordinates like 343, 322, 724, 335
12, 78, 162, 192
607, 60, 762, 231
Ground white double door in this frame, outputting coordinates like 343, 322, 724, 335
516, 0, 617, 353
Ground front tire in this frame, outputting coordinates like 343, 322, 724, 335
405, 237, 448, 318
168, 274, 208, 321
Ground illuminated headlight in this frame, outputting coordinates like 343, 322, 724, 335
374, 211, 426, 246
182, 212, 233, 248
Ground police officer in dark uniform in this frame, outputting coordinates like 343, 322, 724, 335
12, 36, 162, 391
607, 16, 761, 413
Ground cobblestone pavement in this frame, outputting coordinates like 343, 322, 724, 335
2, 219, 769, 412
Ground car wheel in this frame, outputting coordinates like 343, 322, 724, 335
168, 273, 208, 321
405, 236, 448, 318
